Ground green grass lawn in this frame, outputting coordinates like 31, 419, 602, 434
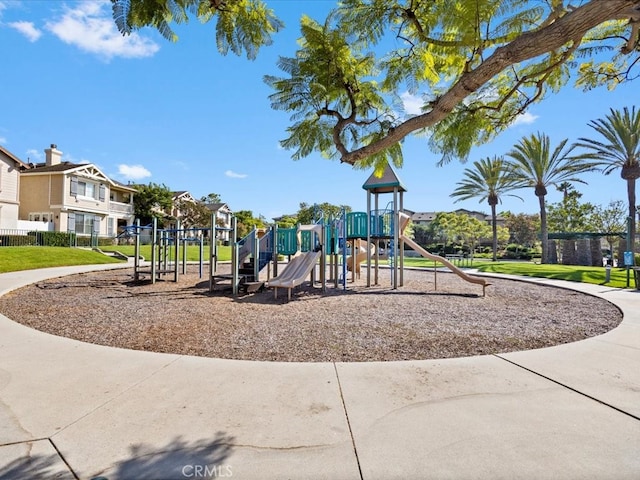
0, 247, 123, 273
100, 245, 232, 262
0, 247, 635, 289
474, 261, 634, 289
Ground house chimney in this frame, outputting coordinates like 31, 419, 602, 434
45, 144, 62, 166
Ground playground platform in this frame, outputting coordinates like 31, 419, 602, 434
0, 264, 639, 479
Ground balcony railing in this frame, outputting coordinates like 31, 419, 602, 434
109, 201, 134, 215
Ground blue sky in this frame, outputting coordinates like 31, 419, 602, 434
0, 0, 629, 220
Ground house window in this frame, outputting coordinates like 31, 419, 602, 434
71, 177, 106, 201
73, 213, 100, 235
78, 181, 96, 199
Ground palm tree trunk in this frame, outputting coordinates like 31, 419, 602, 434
539, 194, 548, 264
491, 203, 498, 261
627, 177, 637, 256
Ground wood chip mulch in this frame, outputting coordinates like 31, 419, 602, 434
0, 266, 622, 362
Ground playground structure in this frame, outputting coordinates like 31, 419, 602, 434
124, 218, 211, 284
346, 239, 375, 275
123, 165, 489, 298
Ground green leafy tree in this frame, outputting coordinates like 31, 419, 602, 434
573, 106, 640, 255
547, 190, 597, 233
296, 202, 351, 225
111, 0, 283, 59
133, 183, 174, 226
200, 192, 223, 204
234, 210, 266, 239
460, 216, 492, 261
450, 156, 524, 261
430, 212, 457, 250
496, 226, 511, 249
430, 212, 489, 256
412, 223, 437, 248
175, 199, 213, 229
275, 215, 297, 229
503, 212, 540, 249
265, 1, 640, 169
115, 2, 640, 169
506, 132, 598, 263
591, 200, 628, 259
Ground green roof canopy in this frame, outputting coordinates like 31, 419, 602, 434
362, 164, 407, 194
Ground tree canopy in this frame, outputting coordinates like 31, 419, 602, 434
133, 182, 174, 226
114, 1, 640, 173
265, 1, 640, 170
111, 0, 283, 59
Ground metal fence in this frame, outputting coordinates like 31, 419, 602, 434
0, 229, 123, 248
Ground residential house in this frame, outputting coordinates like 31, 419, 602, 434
169, 190, 198, 228
19, 144, 137, 238
0, 145, 30, 229
206, 202, 233, 243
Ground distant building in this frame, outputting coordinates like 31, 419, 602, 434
0, 145, 30, 229
19, 144, 136, 237
170, 190, 198, 221
410, 208, 506, 228
205, 202, 233, 242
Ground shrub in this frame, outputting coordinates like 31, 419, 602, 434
33, 231, 75, 247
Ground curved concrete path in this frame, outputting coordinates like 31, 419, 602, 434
0, 265, 638, 479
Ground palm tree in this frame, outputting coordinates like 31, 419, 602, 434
451, 156, 524, 261
506, 132, 598, 264
573, 106, 640, 256
556, 181, 574, 201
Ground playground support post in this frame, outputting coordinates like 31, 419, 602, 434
272, 224, 278, 278
372, 192, 379, 286
366, 191, 372, 287
134, 218, 141, 281
398, 189, 404, 288
231, 217, 239, 296
174, 220, 180, 283
321, 223, 327, 293
182, 230, 187, 275
151, 217, 157, 284
253, 229, 259, 283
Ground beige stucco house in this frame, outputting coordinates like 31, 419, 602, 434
19, 145, 136, 238
0, 145, 30, 229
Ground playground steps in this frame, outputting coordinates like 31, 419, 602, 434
239, 261, 255, 282
239, 252, 273, 282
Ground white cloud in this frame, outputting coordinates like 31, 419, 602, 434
45, 1, 159, 61
400, 92, 424, 116
8, 21, 42, 42
26, 148, 42, 161
511, 111, 539, 127
0, 136, 6, 145
118, 164, 151, 180
225, 170, 247, 179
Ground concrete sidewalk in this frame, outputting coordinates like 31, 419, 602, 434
0, 265, 638, 479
